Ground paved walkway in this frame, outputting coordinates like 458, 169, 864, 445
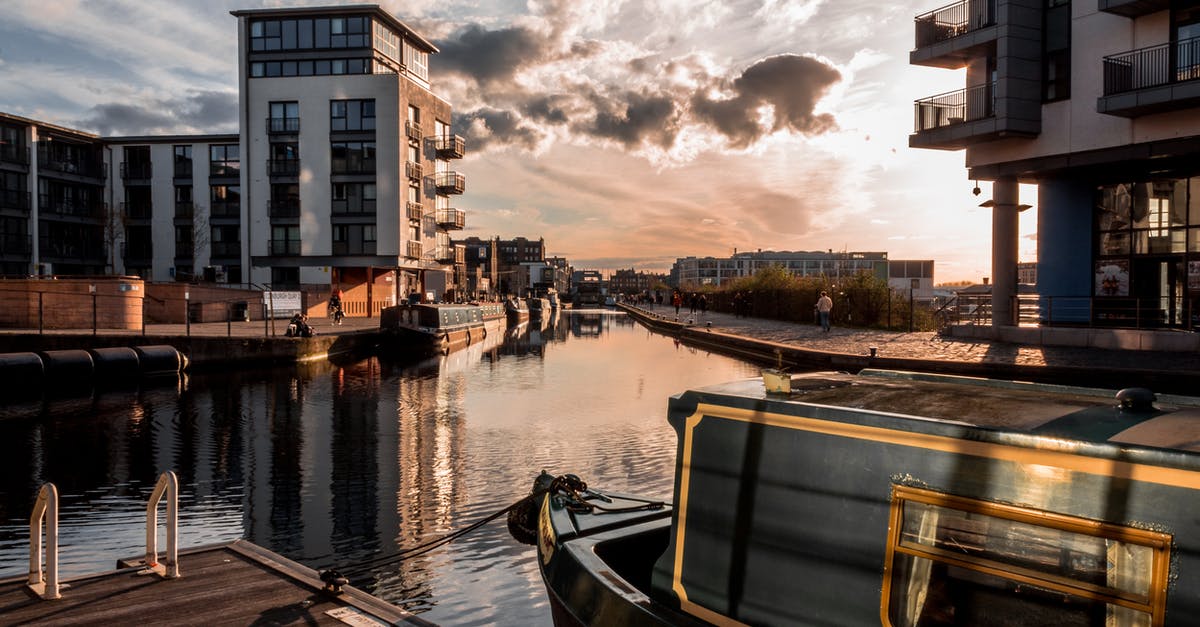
631, 303, 1200, 375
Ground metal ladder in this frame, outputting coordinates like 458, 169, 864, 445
27, 470, 182, 600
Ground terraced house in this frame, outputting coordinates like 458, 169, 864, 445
911, 0, 1200, 331
0, 4, 468, 310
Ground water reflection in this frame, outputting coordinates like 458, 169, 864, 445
0, 311, 759, 625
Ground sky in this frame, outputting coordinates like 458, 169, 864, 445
0, 0, 1039, 283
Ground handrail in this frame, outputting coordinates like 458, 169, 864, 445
145, 470, 181, 579
27, 482, 61, 599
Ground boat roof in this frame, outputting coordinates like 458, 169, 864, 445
684, 369, 1200, 453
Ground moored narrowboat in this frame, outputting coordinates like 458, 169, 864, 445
528, 297, 551, 322
520, 369, 1200, 626
506, 296, 530, 326
379, 303, 490, 355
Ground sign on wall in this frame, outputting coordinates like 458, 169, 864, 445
263, 291, 302, 318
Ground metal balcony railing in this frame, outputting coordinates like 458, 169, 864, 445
121, 241, 154, 259
406, 121, 422, 141
174, 161, 193, 178
332, 241, 377, 255
121, 201, 153, 220
266, 117, 300, 133
36, 145, 107, 179
269, 199, 301, 218
435, 172, 466, 194
0, 143, 30, 165
914, 0, 995, 48
406, 201, 423, 221
406, 160, 423, 180
434, 135, 465, 159
38, 194, 106, 218
0, 189, 31, 212
0, 233, 32, 255
210, 241, 241, 258
942, 294, 1197, 330
331, 198, 375, 215
405, 240, 423, 259
331, 157, 375, 174
209, 163, 240, 178
210, 201, 240, 218
266, 158, 300, 177
175, 202, 194, 219
174, 242, 194, 258
913, 83, 994, 132
436, 208, 465, 230
269, 239, 301, 255
38, 235, 105, 260
120, 162, 153, 179
434, 245, 464, 263
1103, 36, 1200, 95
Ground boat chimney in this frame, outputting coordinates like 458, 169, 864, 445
1116, 388, 1156, 412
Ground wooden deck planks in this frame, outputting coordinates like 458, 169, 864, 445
0, 540, 428, 626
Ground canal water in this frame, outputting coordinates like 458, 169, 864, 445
0, 310, 760, 625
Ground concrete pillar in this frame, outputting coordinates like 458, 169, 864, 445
991, 178, 1020, 328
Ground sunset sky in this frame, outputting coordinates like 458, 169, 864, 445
0, 0, 1038, 283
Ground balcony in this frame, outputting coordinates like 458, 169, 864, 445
406, 201, 424, 221
266, 117, 300, 134
911, 0, 996, 70
332, 241, 377, 256
331, 198, 375, 215
38, 195, 106, 219
435, 172, 466, 194
0, 189, 31, 213
120, 162, 152, 180
211, 241, 241, 258
267, 158, 301, 177
1098, 37, 1200, 117
406, 160, 423, 180
0, 233, 32, 255
269, 239, 301, 255
331, 157, 375, 175
38, 235, 105, 260
435, 208, 465, 230
434, 135, 465, 159
405, 240, 422, 259
175, 242, 194, 258
1098, 0, 1168, 18
434, 245, 464, 264
121, 241, 153, 260
909, 83, 1030, 150
406, 121, 422, 142
269, 198, 301, 219
210, 201, 240, 218
209, 163, 240, 179
37, 146, 107, 179
174, 160, 193, 179
0, 143, 29, 166
175, 202, 194, 220
121, 201, 153, 220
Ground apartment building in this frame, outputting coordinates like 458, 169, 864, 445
1, 5, 466, 310
911, 0, 1200, 329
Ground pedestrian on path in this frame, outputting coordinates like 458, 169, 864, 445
817, 291, 833, 332
673, 291, 682, 316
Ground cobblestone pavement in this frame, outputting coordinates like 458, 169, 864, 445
632, 303, 1200, 374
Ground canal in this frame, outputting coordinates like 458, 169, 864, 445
0, 310, 761, 625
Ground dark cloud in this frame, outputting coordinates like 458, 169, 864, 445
692, 54, 840, 148
433, 24, 547, 85
521, 95, 570, 124
452, 108, 543, 153
576, 91, 680, 149
77, 90, 237, 136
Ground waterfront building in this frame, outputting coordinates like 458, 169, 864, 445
609, 268, 668, 297
888, 259, 938, 301
546, 256, 574, 296
672, 250, 891, 289
0, 4, 466, 311
910, 0, 1200, 329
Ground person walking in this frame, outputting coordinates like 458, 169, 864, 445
817, 291, 833, 332
672, 291, 682, 316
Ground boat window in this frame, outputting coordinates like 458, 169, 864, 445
882, 486, 1170, 627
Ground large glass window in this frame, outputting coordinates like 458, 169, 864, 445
330, 141, 375, 174
1042, 0, 1071, 102
268, 102, 299, 133
330, 99, 375, 131
884, 486, 1170, 627
173, 145, 192, 178
209, 144, 239, 178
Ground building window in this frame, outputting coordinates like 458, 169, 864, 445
251, 16, 368, 51
173, 145, 192, 178
331, 141, 375, 174
330, 99, 375, 131
883, 486, 1170, 626
272, 266, 300, 288
268, 102, 299, 133
210, 184, 241, 218
332, 182, 376, 214
1042, 0, 1070, 102
210, 144, 239, 178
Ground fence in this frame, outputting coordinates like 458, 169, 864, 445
940, 294, 1196, 331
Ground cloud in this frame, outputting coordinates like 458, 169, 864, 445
574, 90, 681, 149
691, 54, 841, 148
433, 24, 548, 85
75, 90, 237, 136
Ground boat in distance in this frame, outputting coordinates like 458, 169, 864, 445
517, 369, 1200, 626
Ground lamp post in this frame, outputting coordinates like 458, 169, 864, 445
89, 284, 96, 336
185, 290, 190, 337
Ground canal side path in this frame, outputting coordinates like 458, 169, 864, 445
2, 305, 1199, 393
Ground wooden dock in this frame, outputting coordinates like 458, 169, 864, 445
0, 540, 431, 626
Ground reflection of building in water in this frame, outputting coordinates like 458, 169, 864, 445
571, 312, 606, 337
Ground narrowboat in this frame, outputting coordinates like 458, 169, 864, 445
518, 369, 1200, 626
528, 297, 551, 322
379, 303, 491, 355
506, 296, 530, 326
547, 289, 562, 311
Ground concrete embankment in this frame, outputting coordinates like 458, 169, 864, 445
619, 304, 1200, 395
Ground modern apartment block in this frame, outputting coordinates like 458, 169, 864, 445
0, 4, 467, 310
911, 0, 1200, 329
672, 251, 893, 289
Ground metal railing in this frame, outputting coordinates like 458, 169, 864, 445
0, 188, 31, 212
332, 240, 377, 255
405, 121, 422, 141
266, 117, 300, 133
405, 240, 423, 259
913, 83, 994, 132
1103, 36, 1200, 95
436, 208, 465, 229
434, 134, 465, 159
942, 293, 1195, 330
331, 157, 376, 174
266, 158, 300, 177
914, 0, 994, 48
174, 202, 194, 219
435, 172, 466, 194
406, 201, 424, 221
0, 233, 32, 255
120, 162, 153, 179
1, 143, 30, 165
145, 471, 181, 579
269, 239, 301, 255
331, 198, 375, 215
269, 198, 301, 218
121, 201, 153, 220
406, 160, 423, 180
27, 483, 60, 600
38, 195, 106, 218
